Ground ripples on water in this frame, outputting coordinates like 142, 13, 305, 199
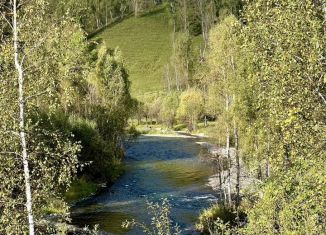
71, 136, 218, 234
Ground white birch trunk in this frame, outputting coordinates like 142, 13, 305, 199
13, 1, 35, 234
218, 157, 224, 201
225, 95, 232, 206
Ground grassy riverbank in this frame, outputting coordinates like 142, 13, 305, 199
134, 121, 217, 139
65, 177, 98, 203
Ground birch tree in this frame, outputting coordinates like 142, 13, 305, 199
198, 0, 216, 57
0, 1, 82, 233
207, 15, 240, 206
240, 0, 326, 233
12, 0, 34, 233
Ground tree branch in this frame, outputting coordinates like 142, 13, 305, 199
317, 91, 326, 105
307, 75, 326, 105
25, 90, 49, 101
21, 33, 54, 66
1, 130, 20, 136
0, 11, 13, 30
0, 151, 20, 156
22, 60, 42, 72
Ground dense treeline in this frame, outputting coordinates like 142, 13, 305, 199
134, 0, 326, 234
197, 1, 326, 231
48, 0, 164, 32
0, 0, 133, 233
134, 0, 244, 129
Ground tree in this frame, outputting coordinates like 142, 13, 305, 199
207, 15, 240, 206
197, 0, 216, 57
84, 45, 133, 180
177, 88, 204, 131
0, 1, 83, 233
173, 32, 192, 90
130, 0, 154, 17
239, 0, 326, 232
159, 92, 179, 128
49, 0, 132, 32
12, 0, 35, 232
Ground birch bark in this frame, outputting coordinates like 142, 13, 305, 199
13, 1, 35, 234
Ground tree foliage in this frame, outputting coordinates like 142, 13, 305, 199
191, 0, 326, 233
0, 0, 133, 232
0, 1, 83, 233
177, 88, 204, 131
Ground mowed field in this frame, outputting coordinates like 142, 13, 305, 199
96, 7, 173, 99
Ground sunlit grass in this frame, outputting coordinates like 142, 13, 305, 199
96, 5, 173, 99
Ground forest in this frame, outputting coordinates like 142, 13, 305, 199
0, 0, 325, 234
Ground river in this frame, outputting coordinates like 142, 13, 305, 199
71, 136, 218, 234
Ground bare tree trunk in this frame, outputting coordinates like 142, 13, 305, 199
133, 0, 139, 17
266, 134, 271, 178
106, 3, 108, 25
110, 10, 114, 21
96, 0, 101, 28
186, 60, 190, 89
254, 141, 263, 180
164, 64, 171, 91
13, 1, 35, 234
234, 119, 240, 223
226, 125, 232, 206
193, 115, 196, 131
225, 95, 232, 206
182, 0, 187, 31
167, 66, 171, 91
172, 22, 179, 91
218, 157, 224, 202
266, 157, 270, 178
198, 0, 207, 57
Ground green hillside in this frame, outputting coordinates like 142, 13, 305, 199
96, 7, 173, 99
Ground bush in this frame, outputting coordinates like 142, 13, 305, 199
122, 199, 181, 235
173, 123, 187, 131
196, 204, 243, 235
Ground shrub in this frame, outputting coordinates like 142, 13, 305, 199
122, 199, 181, 235
196, 204, 241, 235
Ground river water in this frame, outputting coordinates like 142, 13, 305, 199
71, 136, 218, 234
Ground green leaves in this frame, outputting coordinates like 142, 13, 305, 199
238, 0, 326, 233
177, 88, 204, 130
198, 1, 326, 233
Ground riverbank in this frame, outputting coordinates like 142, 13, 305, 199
70, 135, 217, 234
143, 130, 257, 194
196, 141, 258, 194
142, 129, 258, 194
67, 132, 256, 234
142, 132, 206, 139
65, 132, 198, 204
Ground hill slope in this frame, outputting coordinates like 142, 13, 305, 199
96, 7, 173, 99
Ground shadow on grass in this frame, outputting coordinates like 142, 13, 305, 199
87, 13, 133, 39
140, 6, 166, 18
